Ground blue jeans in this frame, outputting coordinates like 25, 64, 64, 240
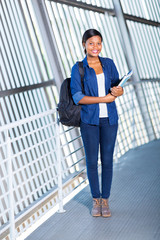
80, 118, 118, 199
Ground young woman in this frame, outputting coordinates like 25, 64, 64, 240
70, 29, 123, 217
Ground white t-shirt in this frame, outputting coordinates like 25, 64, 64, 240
96, 73, 108, 118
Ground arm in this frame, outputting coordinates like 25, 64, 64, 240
78, 94, 117, 104
71, 63, 85, 105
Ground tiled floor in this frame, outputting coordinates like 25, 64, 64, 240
26, 140, 160, 240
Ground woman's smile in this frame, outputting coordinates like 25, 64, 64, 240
92, 50, 99, 53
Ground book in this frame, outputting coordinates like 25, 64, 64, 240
118, 70, 133, 87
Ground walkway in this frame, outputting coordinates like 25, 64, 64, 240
26, 140, 160, 240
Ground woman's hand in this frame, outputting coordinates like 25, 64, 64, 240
111, 86, 124, 97
103, 93, 117, 103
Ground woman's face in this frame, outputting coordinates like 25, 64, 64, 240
83, 35, 102, 58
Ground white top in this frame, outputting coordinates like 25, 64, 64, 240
96, 73, 108, 118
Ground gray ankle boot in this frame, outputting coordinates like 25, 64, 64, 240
91, 198, 101, 217
101, 198, 111, 217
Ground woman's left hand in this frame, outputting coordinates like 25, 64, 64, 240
111, 86, 124, 97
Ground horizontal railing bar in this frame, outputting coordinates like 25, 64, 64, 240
10, 122, 56, 143
2, 151, 56, 171
0, 142, 7, 147
0, 208, 10, 217
68, 156, 85, 168
0, 190, 10, 200
0, 80, 55, 98
11, 154, 57, 175
140, 78, 160, 82
5, 136, 56, 159
60, 169, 87, 198
14, 180, 58, 208
63, 146, 84, 159
123, 79, 160, 87
62, 164, 86, 175
59, 126, 75, 135
61, 176, 88, 200
0, 109, 56, 132
62, 157, 85, 174
63, 168, 86, 183
61, 135, 81, 148
0, 157, 9, 164
12, 174, 58, 200
0, 175, 9, 182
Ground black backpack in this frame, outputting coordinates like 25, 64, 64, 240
58, 62, 84, 127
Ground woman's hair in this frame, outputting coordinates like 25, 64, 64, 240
82, 29, 103, 54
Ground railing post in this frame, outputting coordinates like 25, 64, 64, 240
114, 140, 119, 163
131, 85, 136, 149
56, 111, 66, 213
7, 136, 15, 240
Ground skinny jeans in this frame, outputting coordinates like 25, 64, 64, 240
80, 118, 118, 199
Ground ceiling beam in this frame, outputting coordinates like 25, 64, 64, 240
49, 0, 160, 27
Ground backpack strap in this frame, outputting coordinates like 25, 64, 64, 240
78, 61, 85, 93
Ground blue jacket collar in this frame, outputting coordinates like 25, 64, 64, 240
82, 55, 88, 67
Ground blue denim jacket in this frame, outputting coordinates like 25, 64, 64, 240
70, 56, 120, 125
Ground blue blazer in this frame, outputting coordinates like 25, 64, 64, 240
70, 56, 120, 125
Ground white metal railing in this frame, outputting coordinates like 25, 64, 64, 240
0, 80, 160, 240
0, 108, 86, 240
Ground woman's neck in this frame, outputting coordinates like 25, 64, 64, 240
87, 56, 100, 64
87, 56, 103, 75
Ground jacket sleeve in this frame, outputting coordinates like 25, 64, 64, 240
110, 60, 120, 87
70, 62, 85, 105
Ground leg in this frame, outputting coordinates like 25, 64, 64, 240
80, 122, 100, 198
99, 118, 118, 199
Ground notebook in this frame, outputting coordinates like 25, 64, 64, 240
118, 70, 133, 87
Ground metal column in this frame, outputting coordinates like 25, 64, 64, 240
112, 0, 156, 141
31, 0, 85, 173
31, 0, 64, 92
